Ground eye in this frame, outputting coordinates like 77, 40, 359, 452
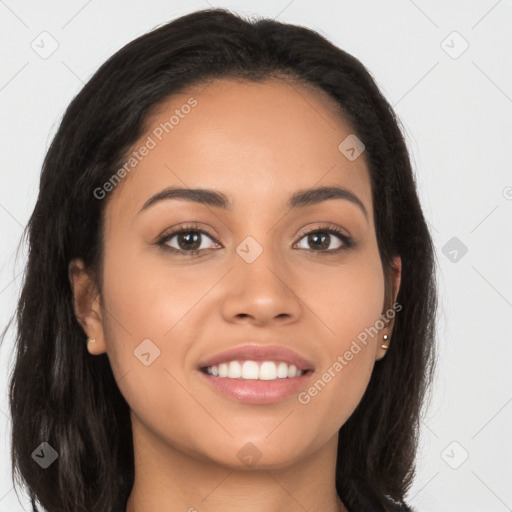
295, 224, 353, 253
157, 225, 221, 255
156, 222, 354, 257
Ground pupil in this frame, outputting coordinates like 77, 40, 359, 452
309, 233, 329, 250
179, 232, 200, 250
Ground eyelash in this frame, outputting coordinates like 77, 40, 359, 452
156, 223, 354, 257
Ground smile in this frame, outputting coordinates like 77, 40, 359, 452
202, 360, 307, 380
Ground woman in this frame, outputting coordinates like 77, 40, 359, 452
2, 8, 437, 512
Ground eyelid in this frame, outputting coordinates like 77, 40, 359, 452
157, 222, 220, 242
295, 221, 351, 240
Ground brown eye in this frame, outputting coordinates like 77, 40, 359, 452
159, 227, 220, 255
171, 231, 203, 251
295, 227, 352, 253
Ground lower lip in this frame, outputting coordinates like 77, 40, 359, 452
198, 370, 313, 404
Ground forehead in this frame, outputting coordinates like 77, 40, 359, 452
105, 78, 373, 224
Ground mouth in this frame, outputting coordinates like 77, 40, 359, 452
197, 344, 315, 404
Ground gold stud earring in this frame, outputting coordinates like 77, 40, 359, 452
381, 333, 389, 350
87, 338, 96, 346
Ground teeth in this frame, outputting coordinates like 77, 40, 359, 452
260, 361, 276, 380
242, 361, 259, 379
227, 361, 242, 378
204, 360, 305, 380
277, 362, 288, 378
218, 363, 228, 378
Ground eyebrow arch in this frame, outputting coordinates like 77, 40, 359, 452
137, 185, 368, 220
288, 186, 368, 220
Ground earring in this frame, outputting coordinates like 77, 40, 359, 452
87, 338, 96, 345
381, 333, 389, 350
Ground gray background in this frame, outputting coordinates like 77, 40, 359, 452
1, 1, 511, 510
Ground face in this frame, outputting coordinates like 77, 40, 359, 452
72, 78, 401, 470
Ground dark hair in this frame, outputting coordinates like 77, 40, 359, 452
1, 8, 437, 512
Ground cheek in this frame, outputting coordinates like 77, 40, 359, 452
99, 239, 226, 416
98, 246, 205, 438
293, 252, 384, 428
297, 251, 385, 343
101, 239, 215, 340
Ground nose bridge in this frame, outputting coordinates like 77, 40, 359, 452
235, 231, 287, 292
220, 230, 302, 324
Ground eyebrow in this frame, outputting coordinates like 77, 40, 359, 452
137, 185, 368, 220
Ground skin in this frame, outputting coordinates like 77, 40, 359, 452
69, 78, 401, 512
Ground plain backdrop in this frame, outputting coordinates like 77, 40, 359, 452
1, 1, 511, 511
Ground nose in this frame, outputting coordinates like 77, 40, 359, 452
220, 241, 303, 327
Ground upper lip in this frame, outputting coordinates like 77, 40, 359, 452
198, 344, 315, 372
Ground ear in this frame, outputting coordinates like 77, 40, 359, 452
68, 258, 107, 355
376, 255, 402, 361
